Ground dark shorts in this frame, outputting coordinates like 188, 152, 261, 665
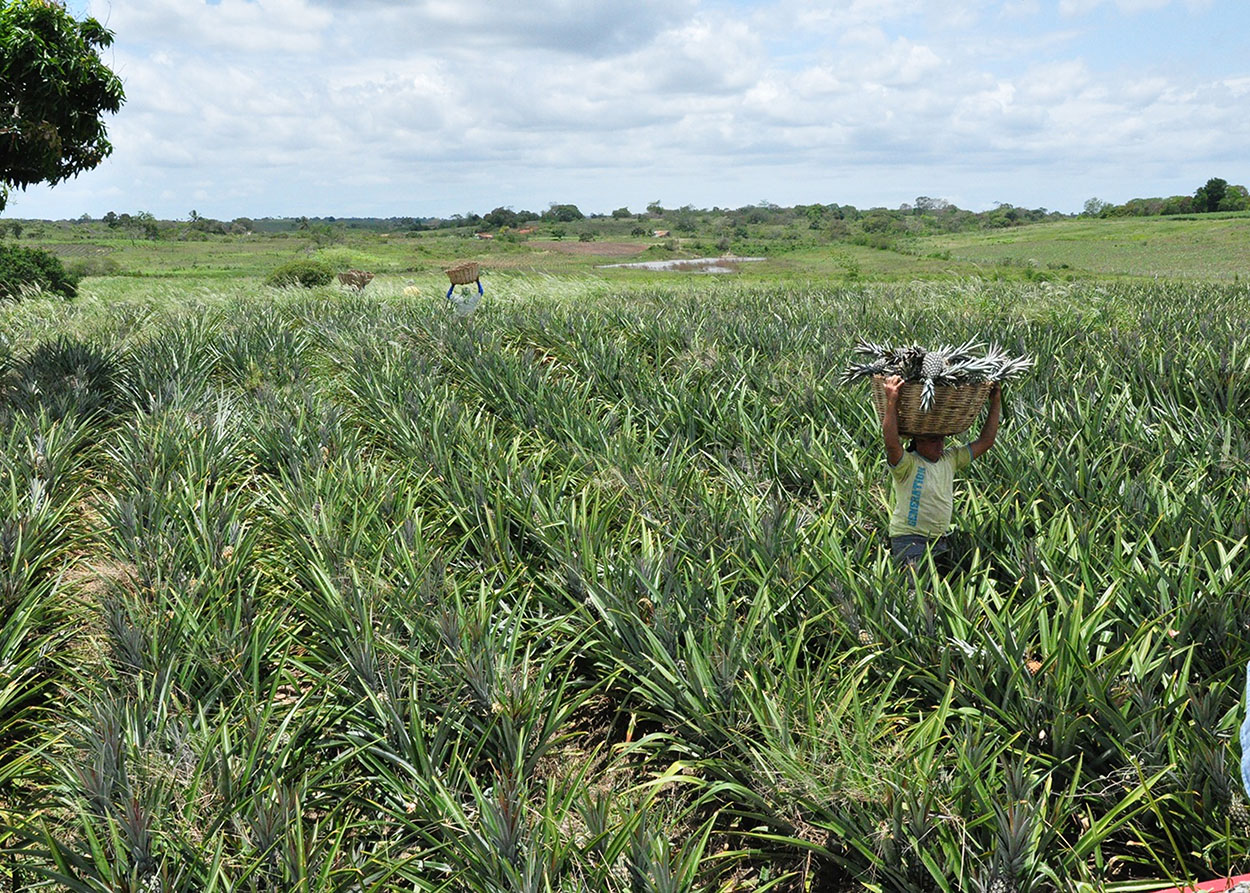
889, 534, 949, 567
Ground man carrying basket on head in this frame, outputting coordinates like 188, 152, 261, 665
881, 375, 1001, 568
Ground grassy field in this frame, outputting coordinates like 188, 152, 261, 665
913, 213, 1250, 281
13, 208, 1250, 285
1, 225, 1250, 891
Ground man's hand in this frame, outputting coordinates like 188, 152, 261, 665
883, 375, 904, 404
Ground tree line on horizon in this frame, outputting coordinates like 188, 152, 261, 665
422, 176, 1247, 233
1085, 176, 1248, 218
5, 174, 1242, 249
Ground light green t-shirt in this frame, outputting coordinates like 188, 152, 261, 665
888, 445, 973, 539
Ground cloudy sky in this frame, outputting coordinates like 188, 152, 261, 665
9, 0, 1249, 220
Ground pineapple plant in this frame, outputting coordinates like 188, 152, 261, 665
7, 272, 1250, 891
1229, 793, 1250, 836
982, 874, 1018, 893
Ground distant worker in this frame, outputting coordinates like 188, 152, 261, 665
880, 375, 1002, 568
1241, 661, 1250, 800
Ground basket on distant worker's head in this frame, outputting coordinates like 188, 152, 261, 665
445, 261, 480, 285
869, 377, 993, 436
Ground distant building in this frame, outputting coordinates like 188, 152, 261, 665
516, 227, 535, 235
653, 230, 670, 238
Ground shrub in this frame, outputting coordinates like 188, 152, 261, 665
264, 259, 334, 288
65, 255, 122, 278
849, 233, 897, 252
0, 244, 79, 300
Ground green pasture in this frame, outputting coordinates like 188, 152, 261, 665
915, 213, 1250, 281
38, 232, 452, 279
2, 269, 1250, 891
12, 209, 1247, 286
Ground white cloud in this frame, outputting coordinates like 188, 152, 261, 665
1058, 0, 1209, 14
320, 0, 691, 58
860, 38, 944, 85
1001, 0, 1041, 17
91, 0, 333, 54
9, 0, 1245, 220
1015, 60, 1091, 103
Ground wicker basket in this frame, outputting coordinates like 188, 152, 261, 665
337, 269, 374, 290
869, 375, 992, 436
445, 261, 480, 285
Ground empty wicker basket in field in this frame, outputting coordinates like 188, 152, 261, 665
337, 269, 374, 290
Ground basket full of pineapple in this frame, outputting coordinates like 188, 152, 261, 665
843, 338, 1033, 436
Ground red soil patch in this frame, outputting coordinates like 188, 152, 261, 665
528, 240, 650, 257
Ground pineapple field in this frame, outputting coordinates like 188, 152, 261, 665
1, 273, 1249, 892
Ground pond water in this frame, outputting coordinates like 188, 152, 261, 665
597, 255, 765, 273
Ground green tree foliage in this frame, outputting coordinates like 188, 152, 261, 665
0, 0, 125, 212
543, 203, 584, 223
1217, 184, 1248, 212
860, 210, 898, 234
672, 204, 697, 233
915, 195, 951, 213
481, 206, 538, 230
1096, 178, 1247, 217
135, 210, 159, 239
482, 206, 518, 229
1194, 177, 1228, 213
0, 242, 78, 299
1159, 195, 1195, 215
263, 258, 334, 288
